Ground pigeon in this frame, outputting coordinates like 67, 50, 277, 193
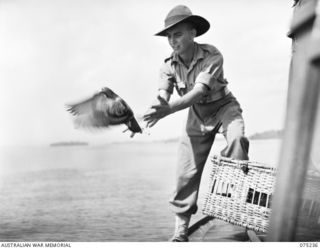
66, 87, 142, 137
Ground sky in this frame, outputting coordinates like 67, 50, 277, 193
0, 0, 294, 146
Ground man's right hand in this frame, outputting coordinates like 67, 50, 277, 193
143, 95, 171, 128
143, 90, 172, 128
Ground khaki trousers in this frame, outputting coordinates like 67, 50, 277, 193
169, 94, 249, 216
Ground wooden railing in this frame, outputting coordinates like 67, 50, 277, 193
267, 0, 320, 241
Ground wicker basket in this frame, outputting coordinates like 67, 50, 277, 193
202, 155, 277, 233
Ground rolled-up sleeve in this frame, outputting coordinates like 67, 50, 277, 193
158, 62, 175, 94
195, 52, 224, 90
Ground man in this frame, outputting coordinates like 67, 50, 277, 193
143, 5, 249, 242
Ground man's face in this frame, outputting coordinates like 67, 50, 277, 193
166, 23, 196, 55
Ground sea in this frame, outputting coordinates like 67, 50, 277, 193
0, 139, 284, 241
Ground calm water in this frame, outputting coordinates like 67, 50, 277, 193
0, 139, 282, 241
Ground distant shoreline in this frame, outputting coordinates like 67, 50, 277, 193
48, 130, 283, 147
50, 141, 89, 147
249, 130, 283, 140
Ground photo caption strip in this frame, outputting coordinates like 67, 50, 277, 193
0, 243, 71, 248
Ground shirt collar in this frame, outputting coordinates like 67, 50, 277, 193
170, 42, 205, 66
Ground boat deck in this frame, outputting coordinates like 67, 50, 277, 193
188, 216, 320, 242
188, 216, 265, 242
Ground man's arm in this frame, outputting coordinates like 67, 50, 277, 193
158, 89, 171, 102
143, 83, 209, 127
169, 83, 208, 113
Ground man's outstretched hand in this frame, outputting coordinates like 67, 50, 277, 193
143, 96, 172, 128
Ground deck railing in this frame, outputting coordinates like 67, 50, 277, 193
267, 0, 320, 241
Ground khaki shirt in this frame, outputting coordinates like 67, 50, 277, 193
158, 42, 230, 103
158, 43, 238, 136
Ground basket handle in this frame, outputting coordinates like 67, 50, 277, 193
240, 162, 249, 175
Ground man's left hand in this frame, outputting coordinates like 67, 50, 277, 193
143, 96, 172, 128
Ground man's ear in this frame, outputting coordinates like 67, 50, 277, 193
190, 28, 197, 38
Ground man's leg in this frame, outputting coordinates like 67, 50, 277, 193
169, 131, 215, 241
220, 103, 249, 160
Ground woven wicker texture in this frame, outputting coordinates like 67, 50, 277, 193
203, 155, 276, 233
299, 176, 320, 229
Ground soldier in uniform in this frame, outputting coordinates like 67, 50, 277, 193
143, 5, 249, 242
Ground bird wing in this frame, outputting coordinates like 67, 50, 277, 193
66, 93, 110, 129
66, 88, 142, 133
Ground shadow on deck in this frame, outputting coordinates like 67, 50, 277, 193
188, 216, 320, 242
188, 216, 266, 242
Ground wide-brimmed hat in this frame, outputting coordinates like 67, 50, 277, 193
155, 5, 210, 37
